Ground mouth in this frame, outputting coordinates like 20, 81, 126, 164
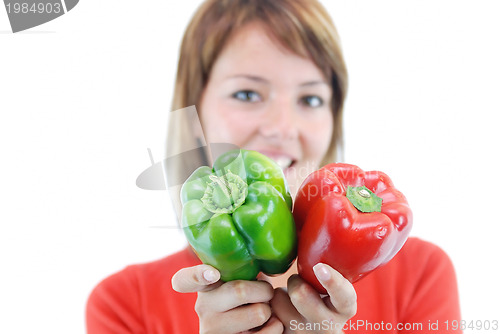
274, 156, 295, 170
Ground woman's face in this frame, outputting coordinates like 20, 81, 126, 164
199, 22, 333, 196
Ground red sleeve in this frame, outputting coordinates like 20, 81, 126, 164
86, 248, 201, 334
399, 240, 462, 333
86, 266, 146, 334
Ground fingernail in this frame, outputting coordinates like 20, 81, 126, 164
203, 269, 218, 283
313, 263, 331, 282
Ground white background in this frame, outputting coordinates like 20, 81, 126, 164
1, 0, 499, 332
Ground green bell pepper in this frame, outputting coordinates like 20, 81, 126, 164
180, 149, 297, 281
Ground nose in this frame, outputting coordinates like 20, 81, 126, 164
259, 98, 299, 141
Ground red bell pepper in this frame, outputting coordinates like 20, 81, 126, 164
293, 163, 412, 293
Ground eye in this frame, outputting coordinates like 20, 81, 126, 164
300, 95, 324, 108
232, 90, 261, 103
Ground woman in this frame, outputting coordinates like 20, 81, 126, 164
86, 1, 461, 333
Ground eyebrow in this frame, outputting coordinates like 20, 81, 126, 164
227, 75, 328, 87
299, 80, 329, 87
227, 74, 269, 83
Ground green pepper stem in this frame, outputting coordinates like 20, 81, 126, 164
208, 174, 232, 202
201, 171, 248, 214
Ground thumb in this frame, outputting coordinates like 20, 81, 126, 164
171, 264, 222, 293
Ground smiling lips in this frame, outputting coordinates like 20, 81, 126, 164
274, 156, 293, 170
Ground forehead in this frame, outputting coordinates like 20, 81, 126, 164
211, 22, 326, 81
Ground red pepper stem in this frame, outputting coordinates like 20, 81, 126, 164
346, 186, 382, 213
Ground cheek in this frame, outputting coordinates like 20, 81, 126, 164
200, 107, 256, 146
220, 114, 254, 144
304, 115, 333, 160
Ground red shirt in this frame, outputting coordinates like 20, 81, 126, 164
86, 237, 462, 333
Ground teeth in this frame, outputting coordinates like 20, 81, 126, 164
274, 157, 293, 170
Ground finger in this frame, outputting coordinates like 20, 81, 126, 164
253, 315, 284, 333
287, 274, 332, 322
240, 315, 283, 334
171, 264, 221, 293
270, 287, 302, 327
199, 280, 274, 312
313, 263, 357, 319
203, 303, 272, 333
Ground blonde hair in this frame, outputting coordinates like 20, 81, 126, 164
167, 0, 348, 214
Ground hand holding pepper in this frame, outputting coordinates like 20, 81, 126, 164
172, 264, 284, 333
171, 262, 356, 334
270, 263, 357, 334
